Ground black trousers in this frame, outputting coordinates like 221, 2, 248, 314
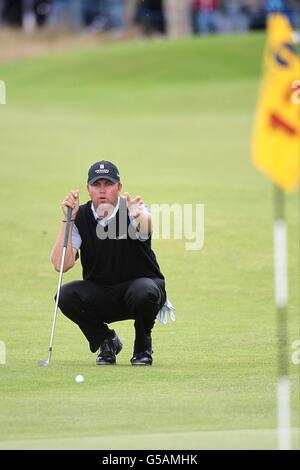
57, 277, 166, 354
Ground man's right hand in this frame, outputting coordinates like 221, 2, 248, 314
61, 190, 80, 218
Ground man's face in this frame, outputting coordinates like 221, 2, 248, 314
87, 179, 122, 216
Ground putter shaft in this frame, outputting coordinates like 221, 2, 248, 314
38, 207, 73, 367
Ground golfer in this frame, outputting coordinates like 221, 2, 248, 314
51, 161, 172, 366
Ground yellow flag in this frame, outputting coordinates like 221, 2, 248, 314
252, 14, 300, 192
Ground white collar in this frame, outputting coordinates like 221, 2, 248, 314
91, 197, 120, 224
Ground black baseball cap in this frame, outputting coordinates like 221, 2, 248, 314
87, 161, 120, 185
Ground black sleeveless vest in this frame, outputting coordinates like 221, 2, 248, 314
74, 199, 164, 285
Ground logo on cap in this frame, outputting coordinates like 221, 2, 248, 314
95, 163, 109, 175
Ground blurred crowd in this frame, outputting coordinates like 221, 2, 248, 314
0, 0, 299, 35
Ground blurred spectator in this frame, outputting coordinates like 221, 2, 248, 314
106, 0, 125, 33
2, 0, 22, 26
47, 0, 83, 30
244, 0, 266, 30
134, 0, 166, 35
82, 0, 125, 34
222, 0, 250, 32
290, 0, 300, 30
192, 0, 222, 34
34, 1, 52, 27
82, 0, 108, 32
164, 0, 193, 37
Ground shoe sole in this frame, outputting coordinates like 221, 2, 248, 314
131, 362, 152, 366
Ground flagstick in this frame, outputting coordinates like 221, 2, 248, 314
274, 185, 291, 450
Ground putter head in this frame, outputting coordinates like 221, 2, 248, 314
37, 359, 49, 367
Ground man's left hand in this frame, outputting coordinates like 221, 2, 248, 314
124, 192, 144, 219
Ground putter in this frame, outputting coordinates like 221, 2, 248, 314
38, 206, 73, 367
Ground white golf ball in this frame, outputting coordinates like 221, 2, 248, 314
75, 375, 84, 383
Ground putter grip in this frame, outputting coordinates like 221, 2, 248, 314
63, 207, 73, 248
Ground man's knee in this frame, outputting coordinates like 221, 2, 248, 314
127, 278, 162, 308
55, 282, 77, 311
